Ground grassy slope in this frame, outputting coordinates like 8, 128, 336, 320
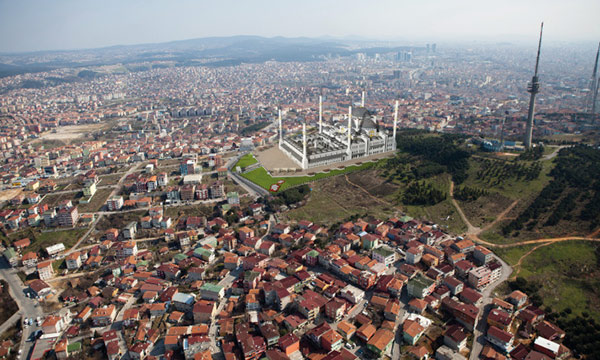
402, 174, 467, 234
242, 162, 376, 192
462, 155, 553, 200
234, 153, 258, 169
464, 155, 558, 243
496, 241, 600, 319
284, 170, 397, 225
285, 167, 466, 233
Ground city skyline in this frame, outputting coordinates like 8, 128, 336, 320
1, 0, 599, 52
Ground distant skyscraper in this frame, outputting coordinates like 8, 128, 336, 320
431, 43, 437, 53
396, 51, 413, 62
524, 22, 544, 149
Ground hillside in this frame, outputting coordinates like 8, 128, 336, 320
285, 130, 558, 233
481, 145, 600, 243
285, 131, 600, 245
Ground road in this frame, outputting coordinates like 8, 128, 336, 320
208, 267, 242, 359
469, 255, 513, 360
65, 213, 104, 255
0, 257, 44, 359
542, 145, 567, 161
226, 153, 269, 198
449, 180, 480, 235
111, 295, 137, 359
110, 162, 144, 199
45, 185, 115, 196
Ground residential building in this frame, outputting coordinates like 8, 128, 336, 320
486, 326, 513, 353
372, 246, 396, 267
58, 206, 79, 227
407, 273, 436, 299
37, 260, 54, 281
66, 252, 82, 270
367, 329, 395, 357
91, 305, 117, 326
106, 196, 124, 211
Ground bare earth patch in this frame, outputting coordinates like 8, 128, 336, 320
33, 123, 105, 143
0, 188, 22, 201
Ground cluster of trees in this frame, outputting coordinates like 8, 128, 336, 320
268, 184, 311, 208
558, 313, 600, 358
518, 145, 545, 160
503, 145, 600, 235
502, 179, 565, 234
402, 181, 446, 206
0, 280, 19, 324
476, 159, 542, 185
581, 187, 600, 230
397, 133, 471, 184
544, 193, 576, 226
240, 121, 269, 135
412, 160, 446, 180
453, 186, 489, 202
77, 70, 100, 79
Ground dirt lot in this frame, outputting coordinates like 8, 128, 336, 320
0, 188, 22, 201
36, 123, 105, 142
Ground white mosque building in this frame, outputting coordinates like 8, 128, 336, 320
278, 95, 399, 170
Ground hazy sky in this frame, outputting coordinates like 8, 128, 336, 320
1, 0, 599, 52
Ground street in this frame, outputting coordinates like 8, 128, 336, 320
0, 257, 44, 359
469, 255, 513, 360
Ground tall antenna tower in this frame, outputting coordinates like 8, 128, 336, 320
501, 111, 508, 150
585, 42, 600, 117
524, 22, 544, 149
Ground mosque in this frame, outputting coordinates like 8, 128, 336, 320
278, 95, 399, 170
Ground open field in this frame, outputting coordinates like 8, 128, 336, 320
78, 187, 114, 212
40, 191, 80, 208
165, 204, 213, 220
405, 199, 467, 234
285, 168, 467, 233
242, 162, 377, 192
95, 211, 146, 232
156, 158, 182, 168
284, 170, 398, 225
457, 192, 514, 229
493, 244, 537, 266
98, 173, 124, 186
2, 227, 89, 254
